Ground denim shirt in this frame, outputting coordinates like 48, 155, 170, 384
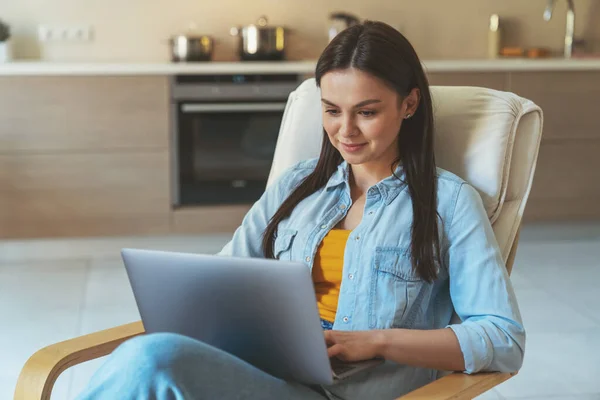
217, 158, 525, 399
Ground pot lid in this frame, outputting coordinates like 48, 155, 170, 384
230, 15, 286, 35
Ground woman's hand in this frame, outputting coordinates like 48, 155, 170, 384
324, 329, 386, 362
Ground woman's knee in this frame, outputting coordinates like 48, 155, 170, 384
111, 332, 205, 371
77, 334, 205, 398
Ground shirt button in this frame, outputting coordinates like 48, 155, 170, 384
368, 211, 374, 215
305, 256, 311, 262
355, 236, 360, 241
348, 273, 354, 280
321, 225, 327, 229
343, 316, 349, 323
339, 204, 347, 210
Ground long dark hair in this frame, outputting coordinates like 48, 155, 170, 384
261, 21, 441, 282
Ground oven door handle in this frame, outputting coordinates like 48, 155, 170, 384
181, 102, 287, 113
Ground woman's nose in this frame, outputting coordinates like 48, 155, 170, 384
338, 117, 358, 138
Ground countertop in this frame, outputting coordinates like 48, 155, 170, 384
1, 58, 600, 76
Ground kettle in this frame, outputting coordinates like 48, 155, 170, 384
328, 12, 360, 42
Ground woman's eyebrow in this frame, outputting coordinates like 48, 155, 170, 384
321, 98, 382, 108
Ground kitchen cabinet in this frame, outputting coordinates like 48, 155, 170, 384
509, 72, 600, 141
1, 67, 599, 238
427, 70, 600, 222
509, 71, 600, 221
427, 72, 507, 91
0, 76, 171, 237
0, 152, 171, 237
523, 140, 600, 220
0, 76, 169, 151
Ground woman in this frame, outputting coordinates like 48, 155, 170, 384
77, 21, 525, 400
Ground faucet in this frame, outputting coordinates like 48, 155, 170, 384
543, 0, 575, 58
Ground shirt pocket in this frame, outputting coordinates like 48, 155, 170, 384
369, 247, 425, 329
273, 229, 298, 261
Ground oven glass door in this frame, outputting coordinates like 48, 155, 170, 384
177, 101, 286, 206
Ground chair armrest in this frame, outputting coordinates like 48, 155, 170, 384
398, 371, 515, 400
15, 321, 513, 400
14, 321, 145, 400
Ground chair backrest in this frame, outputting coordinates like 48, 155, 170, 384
267, 79, 543, 267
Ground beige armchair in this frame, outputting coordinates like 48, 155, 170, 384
15, 80, 543, 400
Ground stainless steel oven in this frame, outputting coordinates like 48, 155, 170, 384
170, 74, 302, 207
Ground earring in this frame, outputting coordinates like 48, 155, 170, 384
404, 113, 412, 119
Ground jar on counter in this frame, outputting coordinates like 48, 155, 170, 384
488, 14, 502, 59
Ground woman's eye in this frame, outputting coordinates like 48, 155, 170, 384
325, 109, 339, 115
359, 110, 376, 117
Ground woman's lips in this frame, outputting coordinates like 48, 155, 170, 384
340, 142, 367, 153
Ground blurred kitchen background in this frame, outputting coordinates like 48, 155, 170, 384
0, 0, 600, 61
1, 0, 600, 399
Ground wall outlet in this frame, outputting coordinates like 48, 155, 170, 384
38, 25, 94, 42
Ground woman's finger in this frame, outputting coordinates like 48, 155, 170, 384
327, 343, 343, 358
324, 331, 337, 346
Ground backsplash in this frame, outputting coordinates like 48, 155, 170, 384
4, 0, 600, 62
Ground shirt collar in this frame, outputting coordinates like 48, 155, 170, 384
325, 161, 350, 190
325, 160, 407, 204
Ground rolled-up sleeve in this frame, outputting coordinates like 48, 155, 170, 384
446, 183, 526, 374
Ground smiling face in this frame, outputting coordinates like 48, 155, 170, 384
320, 68, 419, 175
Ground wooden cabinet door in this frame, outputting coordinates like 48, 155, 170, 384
0, 77, 171, 238
509, 71, 600, 221
427, 72, 508, 91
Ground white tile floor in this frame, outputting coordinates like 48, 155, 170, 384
1, 223, 599, 400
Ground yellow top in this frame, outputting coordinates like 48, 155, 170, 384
311, 229, 351, 323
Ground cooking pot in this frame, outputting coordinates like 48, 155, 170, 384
170, 34, 214, 62
230, 16, 287, 61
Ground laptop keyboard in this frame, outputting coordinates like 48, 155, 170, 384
330, 358, 356, 375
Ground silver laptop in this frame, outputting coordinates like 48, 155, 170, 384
121, 248, 383, 385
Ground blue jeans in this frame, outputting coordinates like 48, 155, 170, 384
321, 319, 334, 330
75, 321, 336, 400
